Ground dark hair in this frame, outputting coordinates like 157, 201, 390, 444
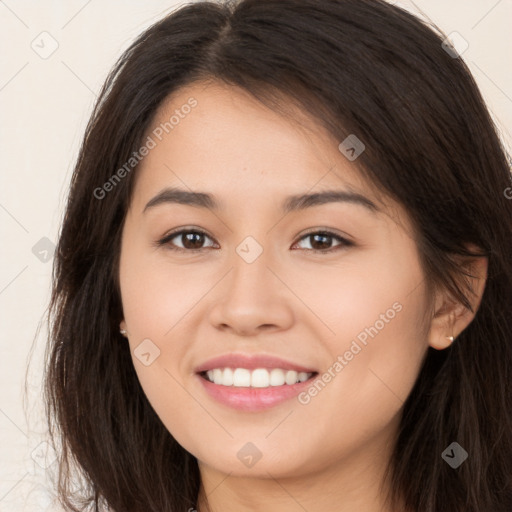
43, 0, 512, 511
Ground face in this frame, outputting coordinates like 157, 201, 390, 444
118, 80, 432, 480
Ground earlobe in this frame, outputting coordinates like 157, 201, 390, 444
433, 335, 455, 350
427, 252, 488, 351
119, 320, 128, 338
428, 308, 457, 350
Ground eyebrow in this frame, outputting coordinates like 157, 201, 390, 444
143, 187, 380, 214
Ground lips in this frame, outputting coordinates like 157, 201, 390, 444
193, 353, 319, 411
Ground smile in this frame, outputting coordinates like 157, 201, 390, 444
196, 368, 319, 412
194, 353, 319, 411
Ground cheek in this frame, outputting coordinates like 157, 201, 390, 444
119, 240, 207, 341
119, 253, 199, 439
118, 239, 191, 404
299, 242, 428, 402
306, 252, 428, 435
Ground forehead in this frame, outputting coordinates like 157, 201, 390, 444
130, 80, 390, 217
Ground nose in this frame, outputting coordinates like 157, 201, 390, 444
208, 248, 295, 337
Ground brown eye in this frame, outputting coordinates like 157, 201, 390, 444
158, 229, 217, 251
178, 231, 207, 250
293, 231, 353, 253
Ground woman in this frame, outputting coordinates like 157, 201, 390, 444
44, 0, 512, 511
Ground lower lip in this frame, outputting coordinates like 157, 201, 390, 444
196, 373, 317, 412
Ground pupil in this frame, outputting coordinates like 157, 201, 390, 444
311, 234, 330, 250
184, 232, 204, 249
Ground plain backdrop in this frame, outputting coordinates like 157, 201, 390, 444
1, 1, 511, 510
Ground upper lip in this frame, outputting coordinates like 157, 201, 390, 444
194, 353, 318, 374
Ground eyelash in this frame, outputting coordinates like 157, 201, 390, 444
156, 227, 354, 254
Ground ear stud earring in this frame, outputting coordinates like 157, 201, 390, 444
120, 328, 128, 337
446, 335, 454, 343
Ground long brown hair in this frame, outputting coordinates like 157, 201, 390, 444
43, 1, 512, 510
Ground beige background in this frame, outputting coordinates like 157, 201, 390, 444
0, 1, 511, 510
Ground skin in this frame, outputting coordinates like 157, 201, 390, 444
118, 80, 487, 512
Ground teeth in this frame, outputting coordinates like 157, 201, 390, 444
234, 368, 252, 387
251, 368, 269, 388
204, 368, 313, 387
222, 368, 234, 386
213, 369, 223, 385
269, 368, 285, 386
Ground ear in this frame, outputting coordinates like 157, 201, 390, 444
428, 246, 488, 350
